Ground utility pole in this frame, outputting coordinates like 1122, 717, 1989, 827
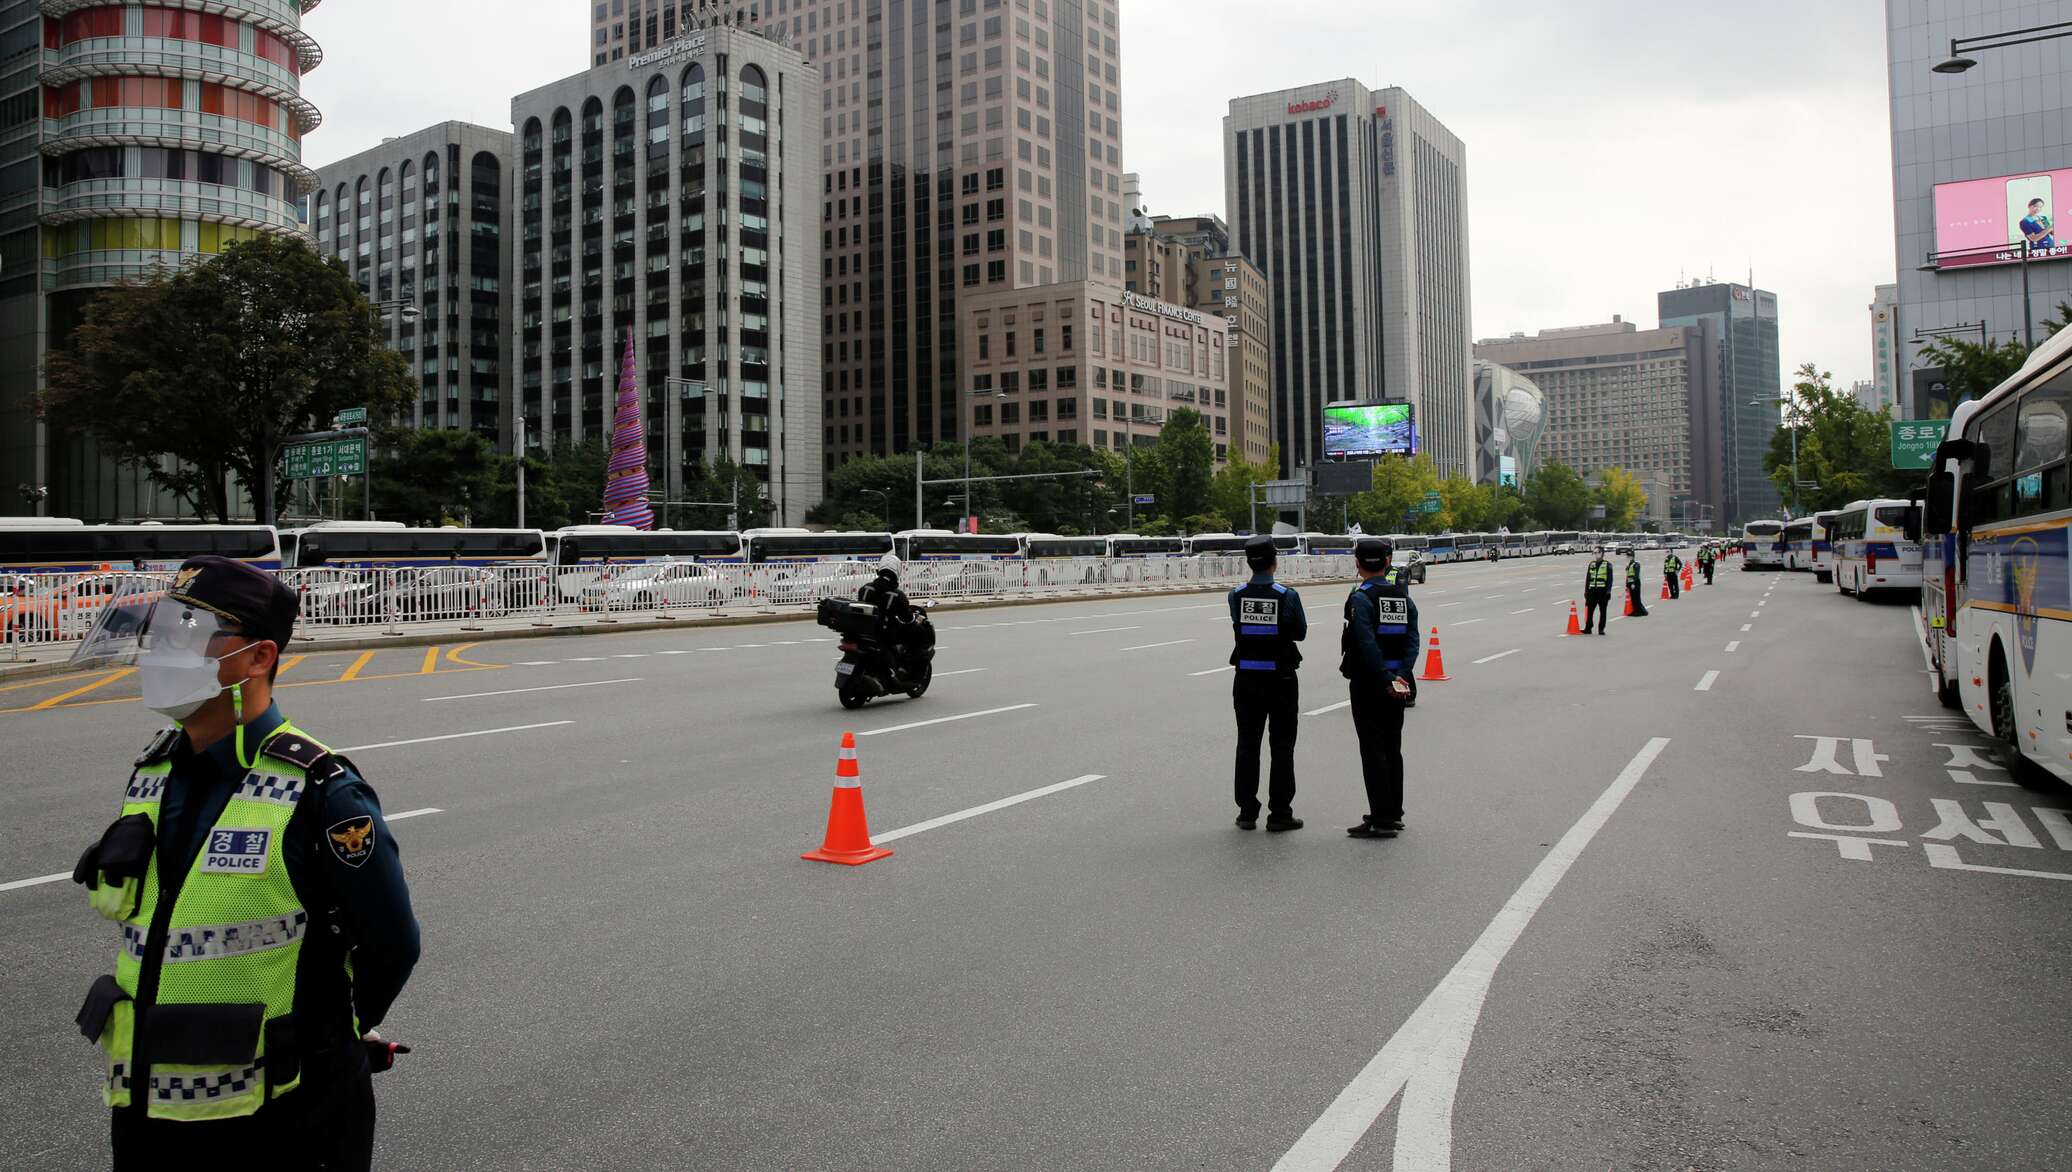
914, 448, 924, 529
515, 408, 527, 528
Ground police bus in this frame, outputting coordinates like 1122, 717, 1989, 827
1022, 534, 1108, 560
1742, 520, 1786, 569
1806, 511, 1840, 581
1781, 519, 1815, 572
280, 521, 548, 568
892, 529, 1023, 562
1, 518, 282, 573
1919, 324, 2072, 780
1107, 535, 1185, 558
1300, 533, 1359, 556
741, 529, 896, 563
1829, 499, 1922, 598
548, 526, 744, 603
1187, 533, 1297, 557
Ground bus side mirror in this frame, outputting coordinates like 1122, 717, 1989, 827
1903, 506, 1923, 544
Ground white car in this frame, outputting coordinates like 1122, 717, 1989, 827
579, 561, 731, 611
757, 560, 880, 606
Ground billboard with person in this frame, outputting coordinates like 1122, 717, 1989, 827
1322, 401, 1416, 458
1932, 170, 2072, 268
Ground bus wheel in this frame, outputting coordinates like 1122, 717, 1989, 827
1986, 651, 2046, 785
1937, 670, 1961, 709
1815, 570, 1832, 583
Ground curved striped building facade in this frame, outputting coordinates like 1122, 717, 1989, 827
0, 1, 323, 519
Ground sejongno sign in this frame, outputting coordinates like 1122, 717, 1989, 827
1287, 91, 1338, 115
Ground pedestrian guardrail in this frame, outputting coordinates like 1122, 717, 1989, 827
0, 555, 1358, 656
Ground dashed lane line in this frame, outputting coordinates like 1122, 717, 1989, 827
1509, 608, 1535, 615
1070, 626, 1142, 636
1120, 639, 1195, 652
423, 678, 642, 703
857, 703, 1038, 737
1740, 624, 1752, 632
1725, 642, 1741, 653
1191, 666, 1234, 677
1453, 619, 1484, 627
933, 668, 988, 677
339, 721, 575, 753
1472, 649, 1520, 665
873, 773, 1108, 845
1304, 700, 1351, 716
1694, 670, 1720, 691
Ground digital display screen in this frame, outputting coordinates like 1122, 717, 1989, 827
1322, 402, 1416, 458
1932, 170, 2072, 268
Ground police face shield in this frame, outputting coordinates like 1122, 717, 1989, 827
70, 589, 234, 670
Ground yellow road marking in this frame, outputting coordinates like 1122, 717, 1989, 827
29, 667, 134, 710
444, 642, 504, 669
274, 654, 306, 679
0, 664, 500, 715
337, 651, 377, 682
419, 647, 440, 675
0, 668, 117, 694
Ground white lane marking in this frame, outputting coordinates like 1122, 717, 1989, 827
1436, 602, 1465, 608
1750, 611, 1762, 618
514, 660, 560, 666
0, 872, 70, 893
1453, 618, 1484, 627
1695, 670, 1720, 691
1305, 700, 1351, 716
1070, 626, 1143, 636
735, 643, 768, 648
1472, 649, 1520, 665
1911, 605, 1939, 694
874, 774, 1107, 844
654, 650, 697, 655
1191, 665, 1235, 676
698, 647, 731, 652
770, 641, 802, 645
1273, 737, 1672, 1171
339, 722, 575, 753
612, 653, 648, 659
1725, 641, 1741, 653
424, 678, 642, 703
1509, 608, 1535, 615
1740, 624, 1752, 632
1483, 594, 1506, 600
857, 703, 1038, 737
1923, 843, 2072, 880
387, 807, 443, 821
1120, 639, 1195, 652
566, 657, 608, 662
933, 668, 988, 677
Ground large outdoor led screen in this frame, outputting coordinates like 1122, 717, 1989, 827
1932, 170, 2072, 269
1323, 402, 1416, 458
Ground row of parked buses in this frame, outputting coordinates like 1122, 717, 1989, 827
1737, 503, 1925, 597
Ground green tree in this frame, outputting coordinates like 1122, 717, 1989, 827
1207, 444, 1281, 531
1350, 454, 1440, 534
506, 440, 608, 531
1152, 408, 1214, 522
1595, 466, 1649, 531
1764, 363, 1919, 513
1437, 475, 1490, 533
680, 456, 774, 530
1486, 484, 1531, 533
1524, 461, 1592, 529
40, 235, 412, 523
367, 427, 508, 526
2042, 301, 2072, 338
1916, 334, 2029, 415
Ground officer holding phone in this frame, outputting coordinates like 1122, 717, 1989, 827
1342, 539, 1418, 839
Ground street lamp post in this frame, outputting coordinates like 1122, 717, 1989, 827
1932, 20, 2072, 74
859, 487, 893, 528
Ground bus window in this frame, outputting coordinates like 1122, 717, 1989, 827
2016, 378, 2071, 511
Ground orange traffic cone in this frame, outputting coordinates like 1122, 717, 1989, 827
1416, 627, 1451, 681
1660, 580, 1671, 601
1682, 566, 1694, 591
1563, 600, 1582, 636
803, 732, 892, 866
1623, 590, 1634, 617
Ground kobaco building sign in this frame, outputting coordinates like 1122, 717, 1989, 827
629, 33, 708, 70
1286, 91, 1338, 115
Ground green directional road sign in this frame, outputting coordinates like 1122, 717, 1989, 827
1890, 419, 1950, 470
284, 438, 367, 480
335, 406, 368, 426
1421, 491, 1443, 514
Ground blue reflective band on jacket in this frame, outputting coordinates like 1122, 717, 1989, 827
1239, 625, 1279, 636
1237, 659, 1280, 671
1228, 574, 1306, 674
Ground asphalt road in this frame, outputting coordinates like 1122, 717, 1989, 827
4, 556, 2069, 1171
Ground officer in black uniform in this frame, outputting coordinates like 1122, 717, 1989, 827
1663, 549, 1683, 599
1343, 539, 1418, 839
1228, 535, 1307, 831
68, 556, 420, 1172
1583, 550, 1614, 635
1625, 551, 1650, 618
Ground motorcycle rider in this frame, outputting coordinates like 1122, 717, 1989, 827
857, 555, 918, 660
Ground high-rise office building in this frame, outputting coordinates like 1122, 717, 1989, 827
1889, 1, 2072, 415
1658, 281, 1780, 523
1124, 214, 1272, 465
515, 19, 822, 524
2, 2, 323, 519
1869, 282, 1900, 415
309, 123, 513, 446
1474, 317, 1723, 529
1224, 80, 1472, 480
593, 0, 771, 65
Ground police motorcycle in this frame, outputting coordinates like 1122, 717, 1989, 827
814, 594, 937, 709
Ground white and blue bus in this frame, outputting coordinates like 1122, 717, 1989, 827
281, 521, 547, 568
1742, 520, 1786, 569
1300, 533, 1359, 557
1022, 534, 1109, 560
1919, 323, 2072, 780
741, 528, 895, 564
1187, 533, 1298, 557
1829, 499, 1921, 598
1107, 535, 1186, 559
1, 519, 282, 573
893, 529, 1024, 562
548, 526, 744, 602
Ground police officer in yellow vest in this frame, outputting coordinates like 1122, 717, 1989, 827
1582, 551, 1614, 635
68, 557, 420, 1171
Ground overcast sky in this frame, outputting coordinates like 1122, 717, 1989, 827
303, 0, 1892, 387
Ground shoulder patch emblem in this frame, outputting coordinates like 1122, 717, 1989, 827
327, 817, 376, 868
261, 733, 331, 772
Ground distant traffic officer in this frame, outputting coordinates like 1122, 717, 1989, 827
1582, 549, 1614, 635
1342, 538, 1417, 839
1625, 550, 1650, 618
1227, 535, 1307, 831
1663, 548, 1684, 600
1699, 542, 1717, 585
67, 557, 421, 1171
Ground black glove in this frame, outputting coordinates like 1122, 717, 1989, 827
364, 1038, 412, 1073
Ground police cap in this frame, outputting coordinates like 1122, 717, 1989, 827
167, 555, 299, 650
1355, 538, 1394, 571
1243, 535, 1277, 569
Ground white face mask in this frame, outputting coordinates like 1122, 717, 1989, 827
139, 642, 255, 720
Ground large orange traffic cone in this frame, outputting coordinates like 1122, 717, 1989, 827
803, 732, 893, 866
1682, 565, 1694, 591
1660, 580, 1671, 601
1623, 590, 1634, 617
1416, 627, 1451, 681
1563, 600, 1582, 636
